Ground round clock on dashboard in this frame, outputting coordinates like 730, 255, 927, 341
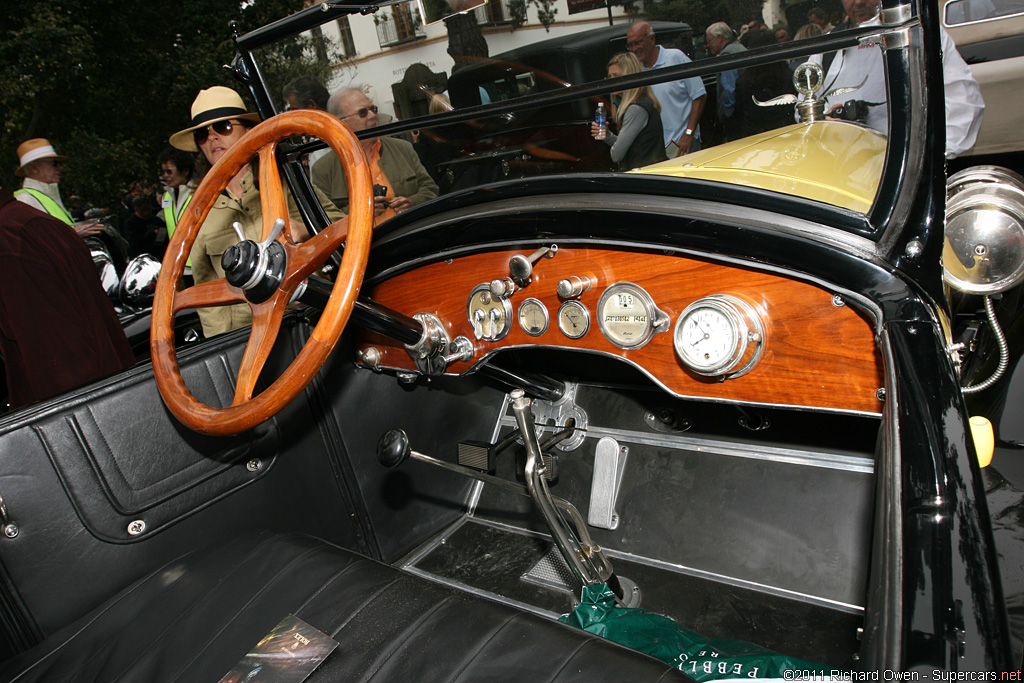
673, 294, 765, 378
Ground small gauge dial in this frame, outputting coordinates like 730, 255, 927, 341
793, 62, 824, 96
467, 283, 512, 341
674, 294, 765, 378
598, 282, 664, 349
558, 300, 590, 339
518, 298, 549, 336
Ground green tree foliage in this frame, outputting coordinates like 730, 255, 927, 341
508, 0, 559, 31
0, 0, 308, 209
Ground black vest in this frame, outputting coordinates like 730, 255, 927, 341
619, 96, 669, 171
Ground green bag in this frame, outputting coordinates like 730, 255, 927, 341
559, 584, 834, 680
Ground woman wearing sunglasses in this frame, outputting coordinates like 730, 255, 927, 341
170, 86, 342, 338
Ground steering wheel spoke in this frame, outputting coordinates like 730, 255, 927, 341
172, 278, 246, 314
256, 143, 291, 243
151, 110, 374, 435
233, 294, 288, 404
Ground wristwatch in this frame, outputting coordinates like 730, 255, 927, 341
684, 128, 694, 136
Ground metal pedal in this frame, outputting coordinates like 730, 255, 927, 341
457, 441, 495, 474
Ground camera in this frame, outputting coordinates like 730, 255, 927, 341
373, 184, 389, 206
833, 99, 870, 123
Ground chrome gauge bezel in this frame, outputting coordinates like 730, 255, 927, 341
467, 283, 513, 342
557, 300, 590, 339
518, 298, 549, 336
597, 282, 664, 349
673, 294, 765, 378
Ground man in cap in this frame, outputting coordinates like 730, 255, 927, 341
0, 184, 135, 409
626, 21, 707, 157
312, 88, 437, 225
13, 138, 73, 225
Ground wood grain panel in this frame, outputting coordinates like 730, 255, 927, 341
356, 248, 884, 414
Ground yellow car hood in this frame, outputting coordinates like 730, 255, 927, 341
631, 121, 887, 214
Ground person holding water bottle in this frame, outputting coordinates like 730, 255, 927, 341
591, 52, 669, 171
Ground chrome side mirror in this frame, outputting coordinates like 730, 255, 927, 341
119, 254, 162, 309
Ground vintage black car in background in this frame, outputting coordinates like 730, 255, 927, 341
0, 0, 1021, 678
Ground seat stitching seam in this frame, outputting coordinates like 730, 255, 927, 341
162, 539, 332, 682
362, 595, 452, 683
446, 610, 520, 683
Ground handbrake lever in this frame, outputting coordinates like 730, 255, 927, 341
376, 422, 613, 589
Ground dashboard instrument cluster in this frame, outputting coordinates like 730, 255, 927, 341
356, 246, 884, 415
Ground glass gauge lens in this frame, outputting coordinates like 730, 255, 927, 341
793, 62, 824, 95
674, 294, 765, 378
676, 306, 739, 372
467, 283, 512, 341
598, 283, 658, 349
558, 300, 590, 339
518, 298, 549, 336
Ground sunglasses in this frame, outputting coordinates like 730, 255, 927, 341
193, 120, 240, 146
158, 168, 176, 176
342, 104, 378, 120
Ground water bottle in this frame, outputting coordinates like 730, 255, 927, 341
594, 102, 607, 140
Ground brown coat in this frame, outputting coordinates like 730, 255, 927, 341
0, 189, 134, 409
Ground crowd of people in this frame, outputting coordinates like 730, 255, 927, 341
590, 0, 982, 162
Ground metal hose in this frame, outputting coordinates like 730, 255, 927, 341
963, 296, 1009, 395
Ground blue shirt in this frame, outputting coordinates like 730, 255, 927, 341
648, 46, 707, 154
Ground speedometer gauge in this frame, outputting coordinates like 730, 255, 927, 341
674, 294, 765, 378
597, 283, 666, 349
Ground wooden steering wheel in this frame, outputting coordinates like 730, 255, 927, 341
151, 110, 373, 436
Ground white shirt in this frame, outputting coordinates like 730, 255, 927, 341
16, 177, 70, 216
813, 19, 984, 158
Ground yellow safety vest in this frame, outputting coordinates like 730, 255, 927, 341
13, 188, 73, 225
163, 190, 193, 267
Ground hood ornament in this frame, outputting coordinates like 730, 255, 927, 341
753, 62, 867, 123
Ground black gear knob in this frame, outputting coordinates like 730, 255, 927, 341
377, 429, 411, 468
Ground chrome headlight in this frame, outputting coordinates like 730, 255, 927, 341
943, 165, 1024, 294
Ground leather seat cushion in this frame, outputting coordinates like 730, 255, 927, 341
0, 532, 692, 682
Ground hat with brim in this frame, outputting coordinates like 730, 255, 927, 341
169, 86, 261, 152
15, 138, 67, 177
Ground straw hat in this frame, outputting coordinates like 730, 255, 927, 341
15, 138, 67, 177
169, 86, 261, 152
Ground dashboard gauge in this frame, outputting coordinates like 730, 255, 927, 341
467, 283, 512, 342
558, 300, 590, 339
674, 294, 765, 378
518, 298, 549, 336
793, 61, 824, 96
597, 282, 667, 349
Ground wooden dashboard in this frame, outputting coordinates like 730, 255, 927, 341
355, 247, 885, 415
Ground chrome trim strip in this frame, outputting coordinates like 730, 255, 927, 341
457, 517, 864, 613
601, 546, 865, 614
402, 565, 563, 619
496, 416, 876, 474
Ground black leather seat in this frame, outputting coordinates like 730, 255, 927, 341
0, 532, 692, 682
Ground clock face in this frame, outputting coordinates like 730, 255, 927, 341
675, 305, 741, 373
673, 295, 766, 378
793, 62, 824, 96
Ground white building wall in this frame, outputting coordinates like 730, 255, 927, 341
315, 1, 638, 119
